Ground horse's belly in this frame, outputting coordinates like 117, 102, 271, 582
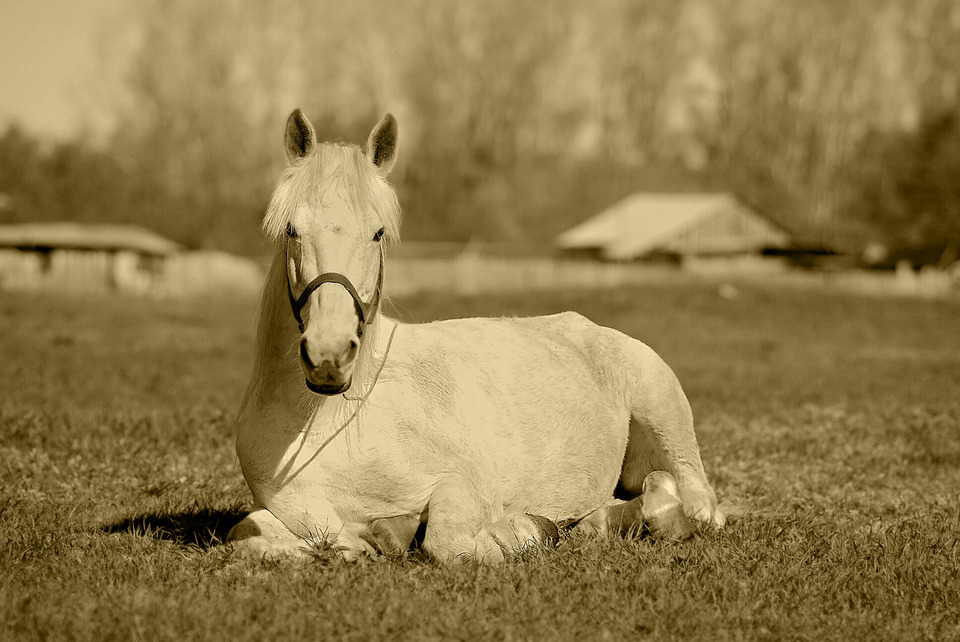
491, 398, 629, 520
386, 315, 633, 521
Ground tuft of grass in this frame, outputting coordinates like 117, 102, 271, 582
2, 285, 960, 641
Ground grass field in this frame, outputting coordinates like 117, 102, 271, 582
2, 282, 959, 641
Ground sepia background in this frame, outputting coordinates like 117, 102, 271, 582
2, 2, 959, 640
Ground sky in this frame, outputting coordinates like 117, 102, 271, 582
0, 0, 124, 141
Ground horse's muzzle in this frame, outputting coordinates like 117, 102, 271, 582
299, 336, 357, 395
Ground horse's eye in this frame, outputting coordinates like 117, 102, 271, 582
286, 222, 298, 238
372, 227, 385, 242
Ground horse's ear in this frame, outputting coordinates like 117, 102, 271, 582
366, 113, 398, 176
284, 108, 315, 162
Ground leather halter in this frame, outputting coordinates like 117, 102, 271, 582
287, 247, 384, 335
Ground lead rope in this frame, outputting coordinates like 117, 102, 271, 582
343, 320, 397, 403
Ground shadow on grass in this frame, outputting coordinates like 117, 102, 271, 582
102, 504, 248, 550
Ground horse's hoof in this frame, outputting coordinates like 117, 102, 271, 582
641, 471, 696, 539
678, 481, 726, 528
229, 536, 312, 560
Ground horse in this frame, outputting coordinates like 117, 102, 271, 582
226, 109, 726, 563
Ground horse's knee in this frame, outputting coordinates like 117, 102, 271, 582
308, 518, 421, 561
481, 513, 559, 557
420, 526, 477, 563
420, 474, 496, 562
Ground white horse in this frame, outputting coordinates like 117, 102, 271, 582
227, 110, 725, 563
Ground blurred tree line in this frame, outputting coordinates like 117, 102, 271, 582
1, 0, 959, 256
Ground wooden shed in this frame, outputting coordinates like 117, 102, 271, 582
556, 193, 792, 266
0, 223, 180, 294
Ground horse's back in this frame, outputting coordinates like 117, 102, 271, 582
391, 311, 627, 404
396, 310, 643, 391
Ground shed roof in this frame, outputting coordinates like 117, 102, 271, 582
0, 223, 180, 256
556, 193, 790, 260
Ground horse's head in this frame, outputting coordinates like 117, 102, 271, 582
267, 109, 400, 395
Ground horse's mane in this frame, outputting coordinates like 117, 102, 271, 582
240, 142, 401, 418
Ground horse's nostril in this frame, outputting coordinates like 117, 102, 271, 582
334, 340, 359, 368
299, 338, 314, 369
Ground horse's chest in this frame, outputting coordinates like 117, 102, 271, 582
237, 412, 431, 526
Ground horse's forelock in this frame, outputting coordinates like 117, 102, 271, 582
263, 144, 401, 244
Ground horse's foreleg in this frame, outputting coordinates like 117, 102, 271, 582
619, 341, 725, 529
226, 508, 313, 559
421, 475, 558, 564
228, 505, 421, 561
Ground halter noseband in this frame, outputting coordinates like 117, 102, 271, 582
287, 248, 384, 335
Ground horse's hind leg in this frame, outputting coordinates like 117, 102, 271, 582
617, 340, 725, 528
421, 475, 558, 564
577, 471, 701, 539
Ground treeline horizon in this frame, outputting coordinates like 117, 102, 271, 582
2, 0, 959, 256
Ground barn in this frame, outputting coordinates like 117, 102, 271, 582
0, 222, 180, 294
556, 193, 793, 269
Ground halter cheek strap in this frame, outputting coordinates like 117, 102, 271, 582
287, 250, 384, 334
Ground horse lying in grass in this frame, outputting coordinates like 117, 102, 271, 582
227, 109, 726, 563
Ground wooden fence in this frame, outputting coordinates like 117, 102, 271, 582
386, 255, 686, 296
2, 248, 956, 300
0, 249, 263, 297
386, 255, 957, 300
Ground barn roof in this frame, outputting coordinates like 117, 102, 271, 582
0, 223, 180, 256
556, 193, 791, 260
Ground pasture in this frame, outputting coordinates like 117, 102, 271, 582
2, 282, 959, 640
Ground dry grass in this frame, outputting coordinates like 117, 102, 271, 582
2, 283, 959, 641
